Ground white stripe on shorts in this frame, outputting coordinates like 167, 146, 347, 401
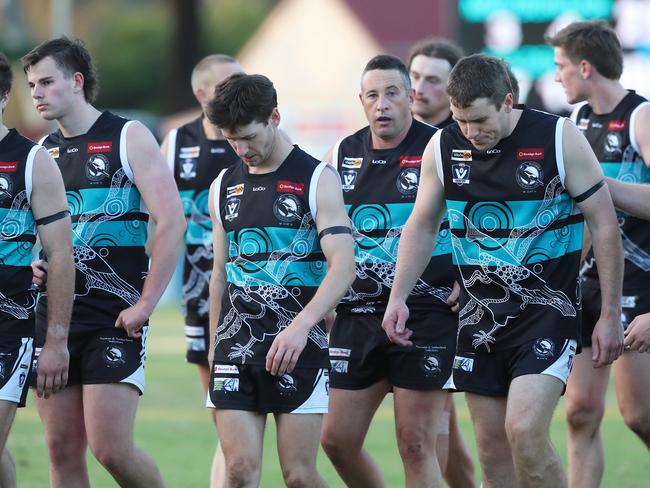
541, 339, 577, 385
290, 368, 329, 414
0, 338, 33, 404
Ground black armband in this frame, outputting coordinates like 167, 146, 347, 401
574, 180, 606, 203
35, 210, 70, 226
318, 226, 352, 239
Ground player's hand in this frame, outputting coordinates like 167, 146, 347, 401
266, 322, 309, 376
115, 301, 152, 338
591, 315, 624, 367
31, 259, 48, 287
624, 313, 650, 353
447, 281, 461, 313
36, 339, 69, 399
382, 299, 412, 347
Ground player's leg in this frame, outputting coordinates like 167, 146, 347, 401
442, 397, 476, 488
393, 387, 447, 487
0, 401, 17, 488
276, 413, 326, 488
614, 350, 650, 449
84, 383, 164, 487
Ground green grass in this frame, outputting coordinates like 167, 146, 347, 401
9, 307, 650, 487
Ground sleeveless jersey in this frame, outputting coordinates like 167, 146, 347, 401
574, 91, 650, 291
37, 111, 149, 329
333, 119, 455, 314
0, 130, 40, 338
436, 107, 583, 351
166, 117, 238, 325
213, 146, 329, 368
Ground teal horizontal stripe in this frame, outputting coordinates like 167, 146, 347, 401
0, 241, 34, 266
186, 220, 212, 245
227, 227, 320, 258
67, 188, 142, 216
180, 189, 210, 217
226, 260, 326, 287
600, 161, 650, 183
72, 220, 148, 247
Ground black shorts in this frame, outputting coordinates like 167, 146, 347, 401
34, 324, 148, 394
206, 363, 329, 414
581, 285, 648, 347
184, 322, 209, 365
453, 337, 577, 397
329, 309, 456, 391
0, 336, 34, 408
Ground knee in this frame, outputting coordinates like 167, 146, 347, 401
396, 424, 434, 466
46, 431, 86, 466
321, 428, 359, 463
91, 445, 130, 474
282, 465, 316, 488
566, 396, 604, 432
621, 409, 650, 443
225, 455, 260, 488
505, 417, 549, 463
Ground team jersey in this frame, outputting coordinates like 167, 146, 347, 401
332, 119, 455, 314
436, 107, 583, 351
166, 117, 238, 325
574, 91, 650, 291
0, 130, 40, 338
213, 146, 330, 368
37, 111, 149, 329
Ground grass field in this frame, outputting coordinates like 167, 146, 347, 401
8, 306, 650, 487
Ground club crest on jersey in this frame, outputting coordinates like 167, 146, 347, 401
226, 184, 244, 198
225, 198, 240, 221
0, 174, 13, 202
516, 161, 544, 191
451, 149, 472, 161
85, 154, 111, 182
532, 338, 555, 359
342, 157, 363, 169
396, 168, 419, 195
421, 354, 442, 377
341, 170, 357, 191
273, 193, 302, 223
452, 163, 470, 186
180, 159, 197, 180
604, 132, 622, 155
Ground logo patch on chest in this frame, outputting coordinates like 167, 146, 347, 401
396, 168, 419, 195
0, 162, 17, 172
180, 159, 197, 180
452, 149, 472, 161
516, 161, 544, 191
225, 197, 240, 221
342, 157, 363, 169
341, 170, 357, 192
87, 141, 113, 154
452, 163, 470, 186
85, 154, 111, 182
273, 193, 303, 223
0, 174, 14, 202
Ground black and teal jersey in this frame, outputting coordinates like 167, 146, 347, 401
436, 107, 583, 351
213, 146, 330, 368
37, 111, 149, 329
0, 130, 40, 338
573, 91, 650, 291
166, 117, 238, 326
332, 119, 455, 314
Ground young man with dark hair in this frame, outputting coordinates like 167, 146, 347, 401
548, 20, 650, 487
384, 53, 624, 487
160, 54, 242, 488
319, 54, 457, 488
0, 51, 74, 487
206, 73, 355, 487
23, 37, 186, 487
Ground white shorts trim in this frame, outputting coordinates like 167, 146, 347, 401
120, 326, 148, 394
290, 368, 329, 414
0, 338, 33, 404
541, 339, 577, 385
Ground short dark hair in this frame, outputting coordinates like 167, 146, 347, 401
21, 37, 98, 102
407, 38, 465, 71
362, 54, 411, 92
447, 54, 513, 109
546, 20, 622, 80
0, 53, 12, 99
207, 73, 277, 132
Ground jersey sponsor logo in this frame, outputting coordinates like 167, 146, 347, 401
0, 161, 17, 172
87, 141, 113, 153
532, 338, 555, 359
225, 197, 240, 221
19, 371, 26, 387
213, 377, 239, 392
210, 147, 226, 154
179, 146, 200, 159
214, 364, 239, 374
226, 184, 244, 198
48, 147, 60, 158
341, 170, 357, 191
396, 168, 419, 195
372, 159, 386, 165
400, 156, 421, 167
350, 306, 375, 313
66, 147, 79, 154
273, 193, 302, 223
0, 174, 14, 202
452, 163, 470, 186
621, 295, 637, 308
452, 149, 472, 161
85, 154, 111, 182
328, 347, 351, 357
608, 119, 626, 131
486, 148, 501, 154
252, 186, 266, 192
604, 132, 622, 155
591, 121, 603, 129
578, 118, 589, 131
515, 161, 544, 191
180, 159, 197, 180
275, 373, 298, 396
276, 180, 304, 195
421, 353, 442, 376
453, 356, 474, 372
342, 157, 363, 169
331, 359, 348, 373
516, 148, 544, 160
102, 345, 126, 367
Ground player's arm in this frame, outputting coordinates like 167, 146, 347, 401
266, 167, 355, 376
605, 106, 650, 218
383, 136, 446, 346
563, 120, 623, 367
207, 179, 228, 365
116, 121, 186, 338
144, 134, 170, 257
30, 149, 74, 398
